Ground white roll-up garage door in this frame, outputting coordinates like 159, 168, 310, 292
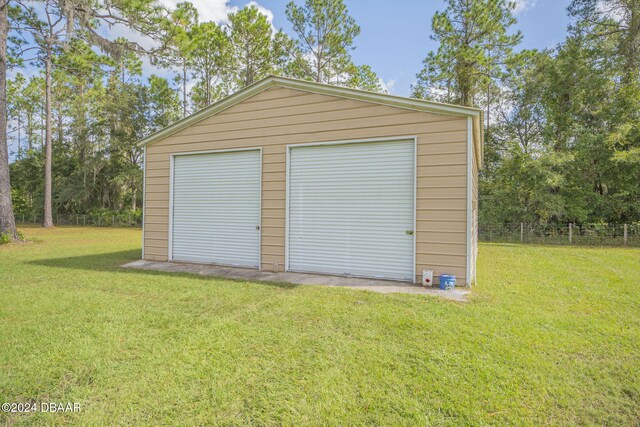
288, 139, 415, 281
171, 149, 261, 267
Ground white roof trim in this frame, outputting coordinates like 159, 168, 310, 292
137, 75, 484, 167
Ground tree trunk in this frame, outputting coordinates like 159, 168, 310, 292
131, 185, 136, 210
486, 78, 490, 143
16, 116, 21, 158
27, 113, 32, 150
57, 102, 62, 145
0, 1, 17, 240
182, 61, 187, 117
42, 55, 53, 228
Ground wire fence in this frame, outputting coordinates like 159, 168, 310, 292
480, 223, 640, 247
16, 213, 142, 227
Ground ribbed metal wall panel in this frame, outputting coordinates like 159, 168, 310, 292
172, 150, 260, 267
288, 140, 414, 281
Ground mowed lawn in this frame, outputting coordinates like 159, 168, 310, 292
1, 227, 639, 426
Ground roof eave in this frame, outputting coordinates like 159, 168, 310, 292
267, 75, 482, 118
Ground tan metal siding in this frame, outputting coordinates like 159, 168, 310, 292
144, 86, 471, 282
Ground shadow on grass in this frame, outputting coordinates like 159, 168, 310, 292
26, 250, 299, 290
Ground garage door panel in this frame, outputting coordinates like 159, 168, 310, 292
172, 150, 261, 267
288, 140, 415, 281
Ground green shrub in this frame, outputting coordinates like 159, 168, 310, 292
0, 233, 10, 245
0, 230, 25, 244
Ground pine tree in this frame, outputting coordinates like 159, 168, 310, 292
190, 21, 229, 109
285, 0, 360, 83
159, 1, 199, 117
412, 0, 522, 107
226, 5, 290, 88
0, 0, 17, 239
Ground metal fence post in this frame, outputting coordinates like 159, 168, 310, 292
569, 223, 573, 245
624, 224, 628, 246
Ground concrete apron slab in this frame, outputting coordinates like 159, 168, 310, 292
121, 260, 470, 302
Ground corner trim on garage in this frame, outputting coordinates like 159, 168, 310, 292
284, 135, 418, 282
168, 153, 174, 261
168, 147, 263, 268
142, 146, 146, 260
466, 117, 473, 287
413, 137, 417, 284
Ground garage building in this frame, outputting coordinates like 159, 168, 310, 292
140, 75, 483, 285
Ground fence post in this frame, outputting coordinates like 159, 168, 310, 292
83, 215, 86, 226
112, 214, 115, 226
624, 224, 628, 246
569, 223, 573, 244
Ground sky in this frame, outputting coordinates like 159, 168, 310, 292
157, 0, 574, 96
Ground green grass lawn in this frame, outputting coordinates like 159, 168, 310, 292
1, 226, 639, 425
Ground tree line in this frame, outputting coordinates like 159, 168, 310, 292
412, 0, 639, 226
0, 0, 639, 241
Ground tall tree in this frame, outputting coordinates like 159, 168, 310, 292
159, 1, 199, 117
285, 0, 360, 83
0, 0, 17, 239
15, 0, 63, 227
569, 0, 640, 79
226, 5, 289, 88
190, 21, 229, 109
412, 0, 522, 107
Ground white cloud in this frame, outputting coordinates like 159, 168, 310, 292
158, 0, 274, 25
596, 0, 625, 22
225, 1, 277, 33
246, 1, 274, 24
159, 0, 232, 23
513, 0, 536, 15
379, 78, 396, 94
